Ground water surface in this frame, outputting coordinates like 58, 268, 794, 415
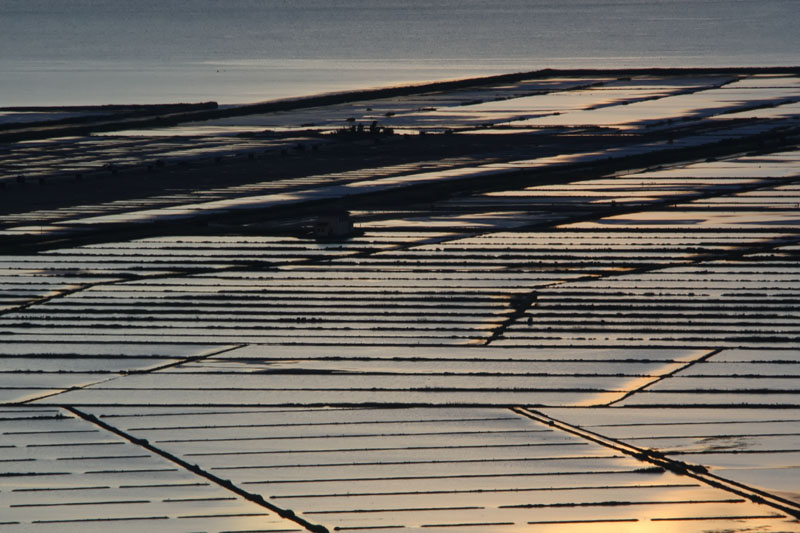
2, 0, 799, 105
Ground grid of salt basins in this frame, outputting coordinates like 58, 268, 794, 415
1, 75, 606, 187
3, 71, 798, 194
2, 137, 800, 531
0, 154, 498, 234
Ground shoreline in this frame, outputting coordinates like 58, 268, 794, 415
5, 65, 800, 114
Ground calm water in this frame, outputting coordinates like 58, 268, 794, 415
1, 0, 799, 106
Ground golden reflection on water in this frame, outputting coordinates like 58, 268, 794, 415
570, 353, 705, 407
517, 493, 789, 532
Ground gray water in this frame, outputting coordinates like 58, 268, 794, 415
1, 0, 799, 106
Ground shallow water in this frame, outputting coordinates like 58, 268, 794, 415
2, 0, 799, 106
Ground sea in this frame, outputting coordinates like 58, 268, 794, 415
1, 0, 799, 107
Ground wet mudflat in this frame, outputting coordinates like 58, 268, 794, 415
1, 69, 800, 532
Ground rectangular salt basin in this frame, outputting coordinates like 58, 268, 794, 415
40, 387, 614, 407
